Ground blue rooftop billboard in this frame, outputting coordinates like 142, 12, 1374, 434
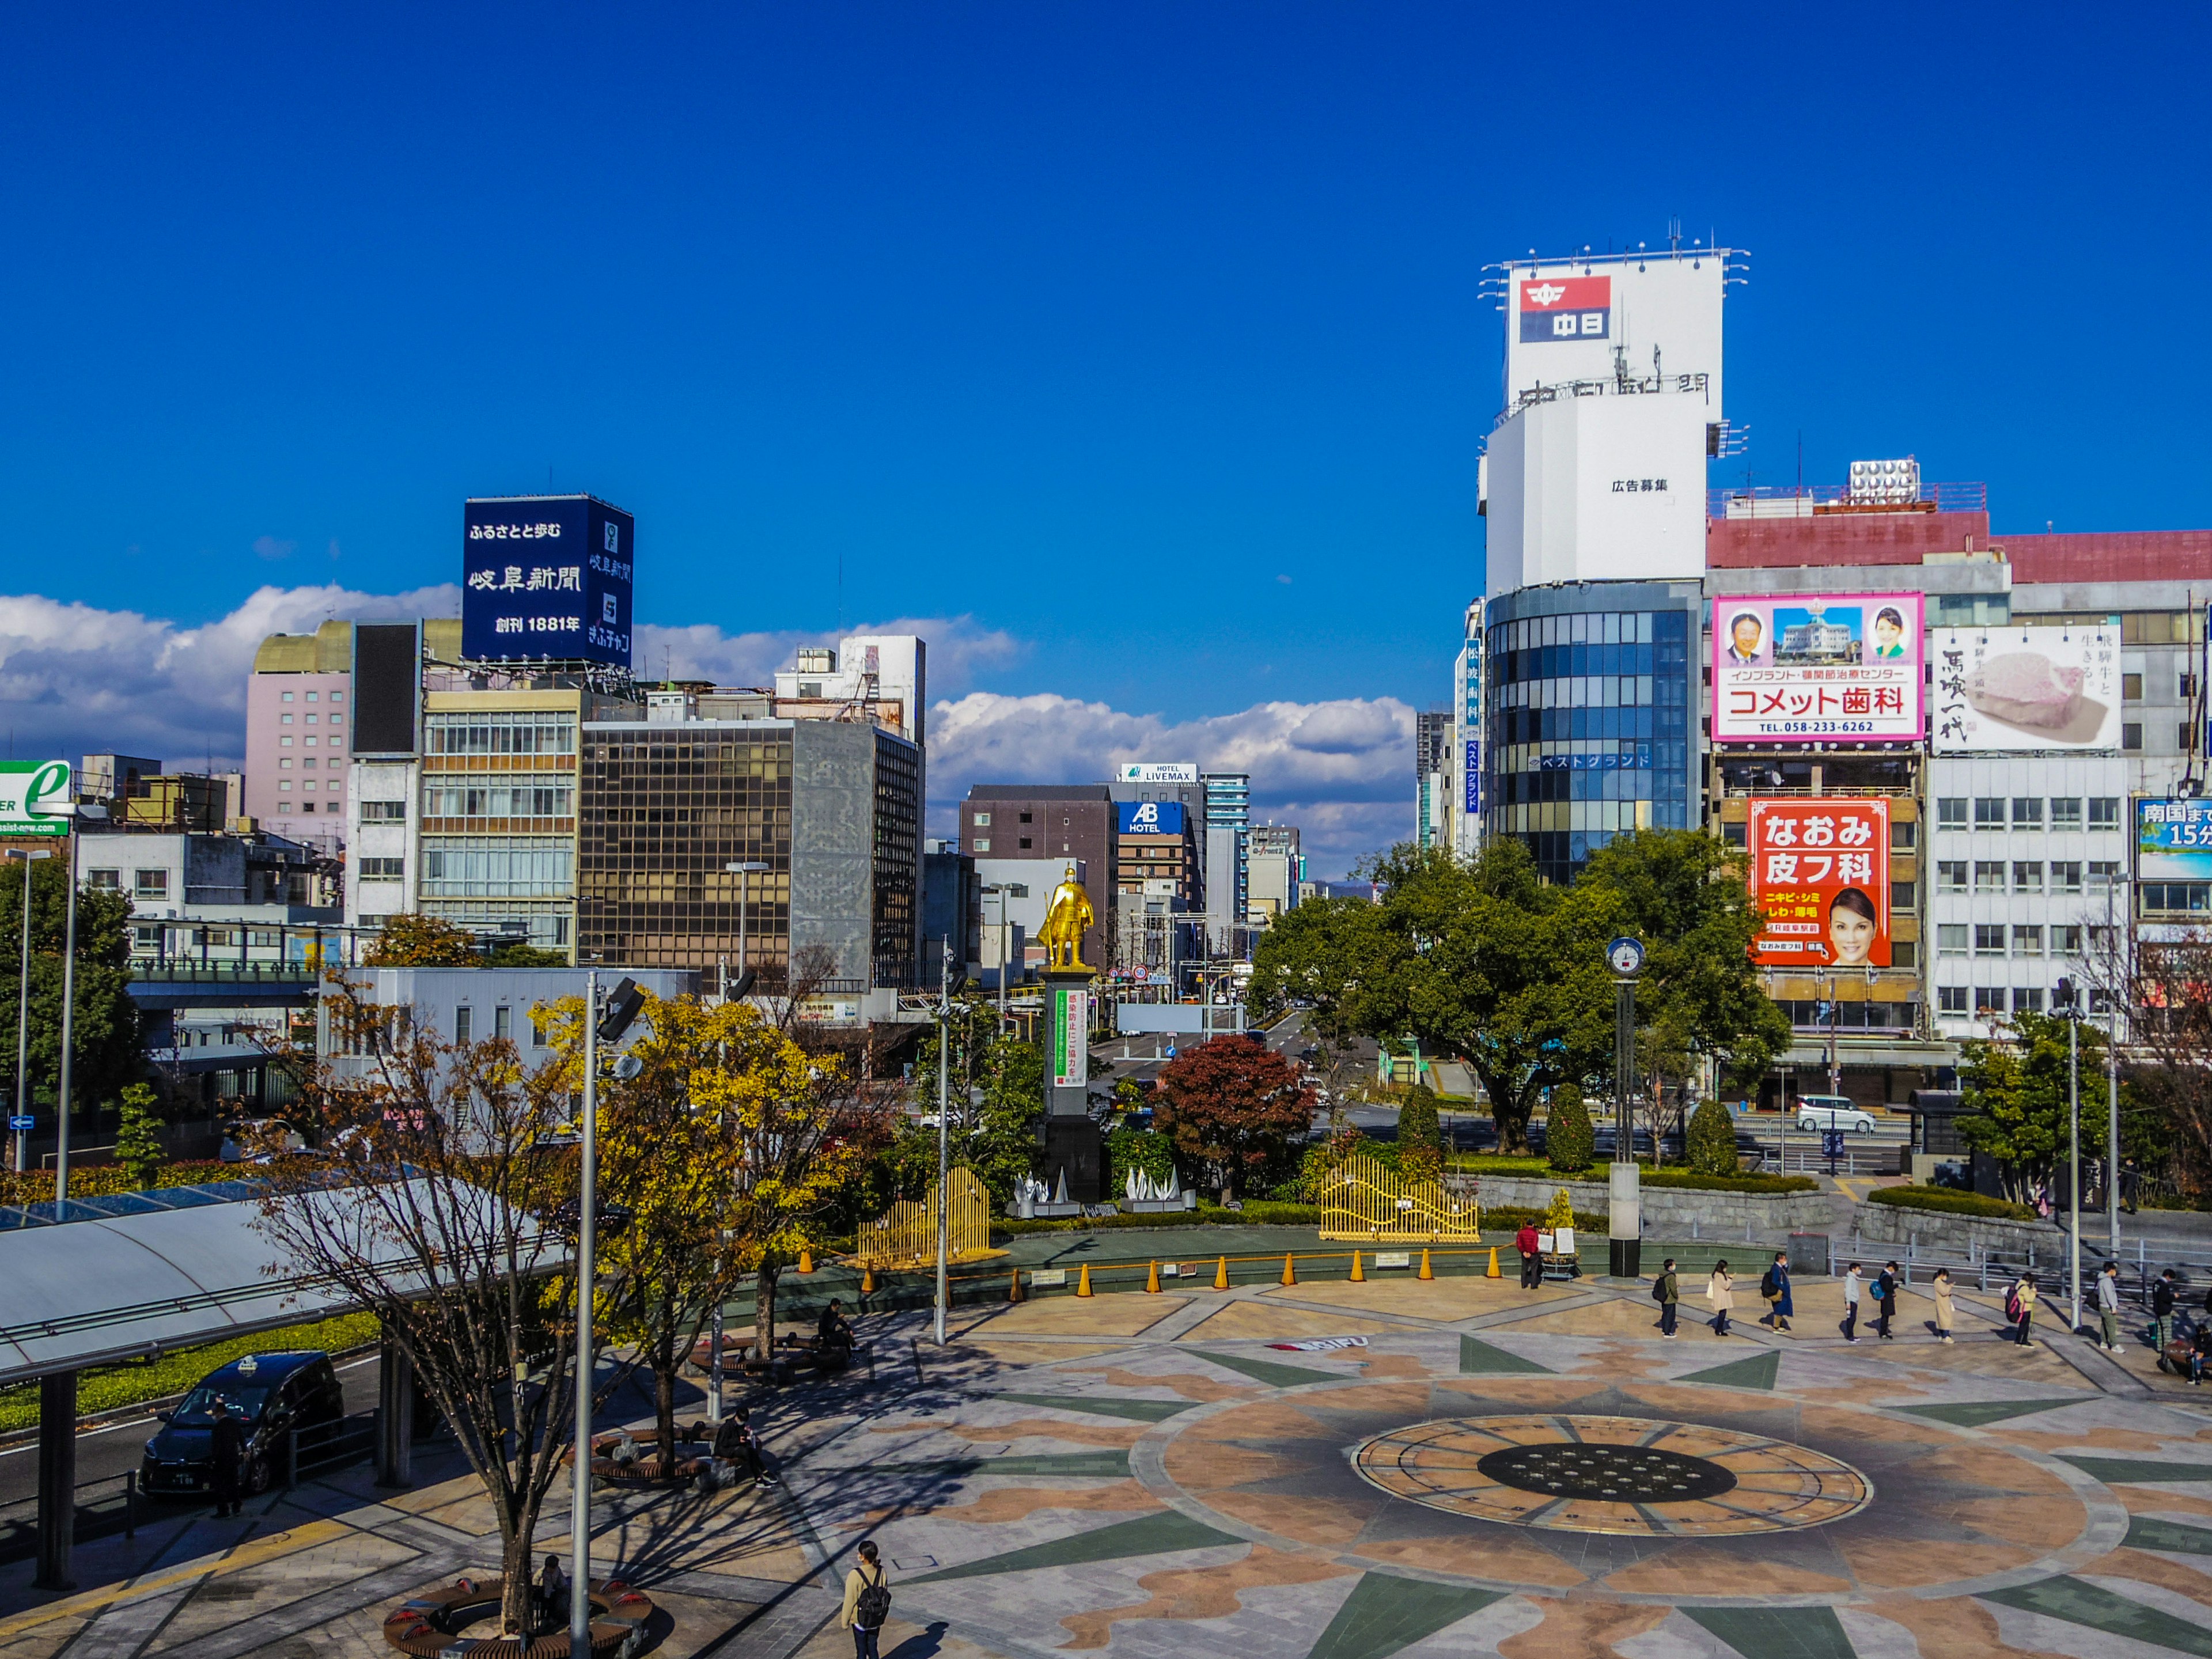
460, 495, 634, 667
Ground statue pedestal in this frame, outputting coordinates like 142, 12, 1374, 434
1040, 967, 1102, 1203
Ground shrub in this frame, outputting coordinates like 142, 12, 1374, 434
1684, 1096, 1741, 1177
1547, 1085, 1594, 1173
1639, 1169, 1819, 1194
1543, 1185, 1576, 1231
1865, 1185, 2036, 1222
115, 1083, 165, 1190
1105, 1127, 1177, 1195
1398, 1086, 1443, 1185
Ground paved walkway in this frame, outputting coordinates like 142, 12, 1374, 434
3, 1266, 2209, 1656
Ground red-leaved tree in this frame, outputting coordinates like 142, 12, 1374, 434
1152, 1035, 1316, 1202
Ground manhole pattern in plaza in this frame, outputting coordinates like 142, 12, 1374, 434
1354, 1414, 1873, 1537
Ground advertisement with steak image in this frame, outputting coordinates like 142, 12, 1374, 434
1933, 626, 2121, 752
1748, 798, 1891, 968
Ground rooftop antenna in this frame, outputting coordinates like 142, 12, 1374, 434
1668, 217, 1682, 255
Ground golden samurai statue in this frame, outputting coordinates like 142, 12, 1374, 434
1035, 863, 1096, 973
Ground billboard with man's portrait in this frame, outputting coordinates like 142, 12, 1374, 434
1712, 592, 1923, 743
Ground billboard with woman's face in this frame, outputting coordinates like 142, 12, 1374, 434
1747, 797, 1891, 967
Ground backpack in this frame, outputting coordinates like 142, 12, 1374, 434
1651, 1276, 1669, 1302
1760, 1268, 1778, 1300
2003, 1289, 2022, 1323
855, 1574, 892, 1630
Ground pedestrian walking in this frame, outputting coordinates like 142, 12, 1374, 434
2009, 1272, 2039, 1347
2152, 1269, 2179, 1354
1931, 1267, 1955, 1343
2096, 1262, 2123, 1353
1759, 1251, 1793, 1332
1873, 1262, 1899, 1340
1707, 1260, 1735, 1337
209, 1399, 247, 1518
1840, 1263, 1864, 1343
842, 1540, 892, 1659
2122, 1157, 2141, 1215
1654, 1257, 1680, 1338
1516, 1221, 1542, 1290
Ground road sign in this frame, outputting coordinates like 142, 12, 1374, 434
7, 1115, 32, 1131
1821, 1130, 1845, 1158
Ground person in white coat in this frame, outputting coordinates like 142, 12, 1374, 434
1707, 1260, 1736, 1336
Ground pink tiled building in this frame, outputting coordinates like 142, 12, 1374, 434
245, 622, 353, 847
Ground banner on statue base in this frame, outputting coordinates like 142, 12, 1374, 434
1051, 985, 1089, 1088
1747, 797, 1891, 967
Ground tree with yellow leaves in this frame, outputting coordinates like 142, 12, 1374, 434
536, 989, 884, 1450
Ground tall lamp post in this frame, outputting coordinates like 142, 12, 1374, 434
934, 937, 954, 1345
7, 848, 52, 1176
713, 862, 766, 1425
54, 803, 107, 1205
2057, 975, 2083, 1336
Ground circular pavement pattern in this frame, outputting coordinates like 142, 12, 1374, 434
1353, 1414, 1873, 1537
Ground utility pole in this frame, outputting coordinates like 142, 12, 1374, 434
2059, 975, 2082, 1336
570, 971, 599, 1659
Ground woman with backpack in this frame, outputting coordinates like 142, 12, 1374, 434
2009, 1272, 2038, 1347
842, 1540, 891, 1658
1707, 1260, 1736, 1336
1759, 1252, 1793, 1332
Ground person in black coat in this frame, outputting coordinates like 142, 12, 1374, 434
209, 1400, 248, 1518
1874, 1262, 1899, 1340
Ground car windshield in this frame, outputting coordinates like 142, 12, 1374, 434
171, 1385, 271, 1426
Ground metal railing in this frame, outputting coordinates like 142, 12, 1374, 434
1708, 482, 1987, 517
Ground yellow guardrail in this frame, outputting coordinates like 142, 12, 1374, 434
853, 1166, 1003, 1271
1318, 1151, 1480, 1243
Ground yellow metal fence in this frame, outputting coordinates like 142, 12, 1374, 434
854, 1166, 999, 1270
1318, 1151, 1480, 1242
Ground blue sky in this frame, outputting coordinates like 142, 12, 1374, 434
1, 5, 2206, 872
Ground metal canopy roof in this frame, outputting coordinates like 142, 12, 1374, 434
0, 1177, 270, 1231
0, 1178, 546, 1386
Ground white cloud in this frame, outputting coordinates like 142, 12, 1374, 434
0, 582, 459, 769
927, 691, 1415, 875
634, 613, 1023, 696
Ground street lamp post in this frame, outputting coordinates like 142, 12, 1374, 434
935, 938, 958, 1343
2107, 1004, 2122, 1260
570, 971, 599, 1659
53, 804, 108, 1206
8, 849, 53, 1176
724, 862, 770, 993
1604, 936, 1645, 1279
2058, 976, 2083, 1336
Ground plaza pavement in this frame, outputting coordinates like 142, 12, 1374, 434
2, 1262, 2210, 1658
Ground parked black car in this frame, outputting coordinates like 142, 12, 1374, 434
141, 1350, 344, 1499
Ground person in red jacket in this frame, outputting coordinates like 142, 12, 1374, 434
1516, 1222, 1542, 1289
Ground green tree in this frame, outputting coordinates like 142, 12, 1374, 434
1250, 842, 1615, 1153
1397, 1084, 1443, 1185
1684, 1095, 1741, 1177
1547, 1084, 1594, 1173
1579, 830, 1793, 1099
363, 913, 480, 966
1957, 1010, 2103, 1202
903, 997, 1044, 1204
1106, 1126, 1177, 1194
0, 852, 142, 1120
115, 1082, 165, 1189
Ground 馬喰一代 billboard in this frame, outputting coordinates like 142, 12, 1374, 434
2138, 800, 2212, 881
1713, 593, 1923, 744
1747, 797, 1891, 968
1933, 626, 2120, 751
460, 495, 635, 668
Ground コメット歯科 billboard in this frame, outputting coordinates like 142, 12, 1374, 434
1748, 797, 1891, 968
1713, 593, 1923, 744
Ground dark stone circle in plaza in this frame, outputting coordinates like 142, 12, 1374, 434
1474, 1441, 1738, 1504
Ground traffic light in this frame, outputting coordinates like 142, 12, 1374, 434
2054, 976, 2076, 1012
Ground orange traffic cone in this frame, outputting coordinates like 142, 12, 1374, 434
1146, 1260, 1161, 1294
1350, 1250, 1365, 1283
1213, 1255, 1230, 1290
1486, 1246, 1500, 1279
1281, 1253, 1297, 1287
798, 1247, 815, 1275
1418, 1248, 1434, 1281
1076, 1263, 1093, 1298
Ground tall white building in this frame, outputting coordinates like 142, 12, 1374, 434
1450, 597, 1486, 859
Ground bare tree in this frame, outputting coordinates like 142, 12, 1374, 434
2084, 914, 2211, 1197
252, 980, 592, 1636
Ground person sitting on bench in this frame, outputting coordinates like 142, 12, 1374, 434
818, 1297, 855, 1358
713, 1406, 779, 1486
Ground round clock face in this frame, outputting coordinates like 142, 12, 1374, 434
1607, 937, 1645, 976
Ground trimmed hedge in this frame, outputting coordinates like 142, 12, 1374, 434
1638, 1169, 1820, 1195
1865, 1185, 2036, 1221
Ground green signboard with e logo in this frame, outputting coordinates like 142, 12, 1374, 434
0, 762, 72, 837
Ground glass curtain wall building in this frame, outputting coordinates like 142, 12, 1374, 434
1482, 580, 1701, 885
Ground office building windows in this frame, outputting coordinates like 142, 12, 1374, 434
1975, 798, 2006, 830
2053, 861, 2083, 893
1936, 860, 1968, 894
1974, 925, 2006, 957
1974, 861, 2006, 892
2014, 987, 2046, 1014
2013, 861, 2044, 893
1937, 925, 1967, 956
1936, 798, 1967, 831
2089, 797, 2121, 829
2050, 797, 2083, 830
2013, 925, 2043, 956
2012, 798, 2042, 828
1938, 986, 1968, 1015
